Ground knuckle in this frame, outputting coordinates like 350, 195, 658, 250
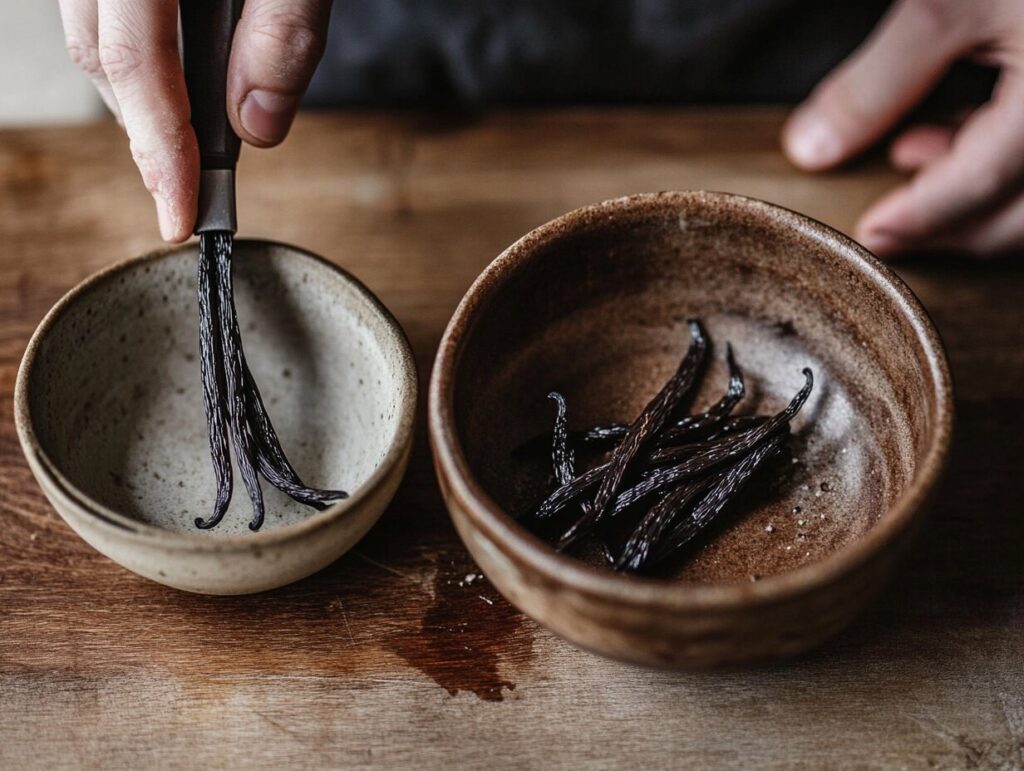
128, 130, 195, 198
66, 38, 104, 79
128, 141, 160, 186
906, 0, 961, 37
961, 163, 1006, 201
98, 39, 146, 84
249, 11, 325, 67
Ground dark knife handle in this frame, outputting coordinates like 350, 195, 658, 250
181, 0, 244, 232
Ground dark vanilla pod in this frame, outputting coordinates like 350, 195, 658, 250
559, 320, 708, 549
194, 234, 348, 531
547, 392, 575, 486
515, 344, 745, 455
524, 322, 813, 571
184, 0, 346, 530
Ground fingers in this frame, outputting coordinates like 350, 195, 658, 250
58, 0, 121, 123
946, 193, 1024, 256
888, 124, 955, 172
97, 0, 198, 242
227, 0, 333, 147
783, 0, 976, 170
862, 191, 1024, 258
858, 72, 1024, 253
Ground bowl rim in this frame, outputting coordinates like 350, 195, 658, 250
428, 190, 954, 611
14, 238, 418, 553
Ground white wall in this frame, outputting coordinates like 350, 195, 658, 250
0, 2, 102, 125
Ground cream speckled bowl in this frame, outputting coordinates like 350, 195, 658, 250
15, 240, 417, 595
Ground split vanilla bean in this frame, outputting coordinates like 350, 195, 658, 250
559, 320, 708, 548
521, 321, 814, 572
195, 232, 348, 531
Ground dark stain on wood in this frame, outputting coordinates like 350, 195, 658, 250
388, 560, 529, 701
383, 521, 534, 701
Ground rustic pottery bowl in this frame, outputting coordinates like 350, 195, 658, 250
429, 191, 953, 669
15, 240, 417, 595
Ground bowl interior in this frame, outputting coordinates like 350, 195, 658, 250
453, 194, 943, 583
26, 240, 410, 536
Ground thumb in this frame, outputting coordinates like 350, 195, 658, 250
783, 0, 975, 171
227, 0, 332, 148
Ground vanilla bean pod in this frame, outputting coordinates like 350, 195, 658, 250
515, 342, 743, 456
194, 236, 233, 530
195, 232, 348, 531
643, 432, 789, 569
559, 320, 708, 548
534, 369, 811, 525
523, 322, 815, 571
211, 232, 266, 530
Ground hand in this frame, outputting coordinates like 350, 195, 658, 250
59, 0, 333, 242
783, 0, 1024, 258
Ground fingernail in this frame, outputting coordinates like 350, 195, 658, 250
240, 90, 298, 145
785, 110, 844, 170
155, 195, 177, 241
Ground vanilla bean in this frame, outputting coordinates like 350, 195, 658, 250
534, 369, 811, 525
514, 341, 744, 456
614, 474, 719, 570
211, 232, 266, 531
559, 320, 708, 548
194, 232, 348, 531
194, 236, 232, 530
547, 392, 575, 485
241, 360, 348, 509
643, 432, 789, 569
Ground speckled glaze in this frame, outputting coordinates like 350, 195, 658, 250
15, 240, 417, 594
429, 191, 953, 669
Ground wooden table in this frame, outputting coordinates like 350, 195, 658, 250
1, 109, 1022, 769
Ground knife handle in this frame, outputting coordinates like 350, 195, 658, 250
181, 0, 244, 233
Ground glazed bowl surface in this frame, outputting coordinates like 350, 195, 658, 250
429, 191, 953, 668
16, 239, 417, 595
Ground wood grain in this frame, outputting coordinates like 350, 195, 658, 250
1, 109, 1022, 770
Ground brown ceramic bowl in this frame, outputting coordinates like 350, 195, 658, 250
429, 191, 953, 669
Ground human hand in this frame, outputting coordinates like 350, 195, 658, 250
783, 0, 1024, 257
59, 0, 333, 242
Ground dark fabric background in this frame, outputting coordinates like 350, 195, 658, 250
307, 0, 893, 106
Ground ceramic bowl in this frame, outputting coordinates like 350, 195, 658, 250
15, 240, 417, 595
429, 191, 953, 668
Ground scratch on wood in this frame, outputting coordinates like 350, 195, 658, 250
352, 550, 428, 589
911, 713, 1023, 769
328, 596, 357, 647
252, 710, 303, 742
